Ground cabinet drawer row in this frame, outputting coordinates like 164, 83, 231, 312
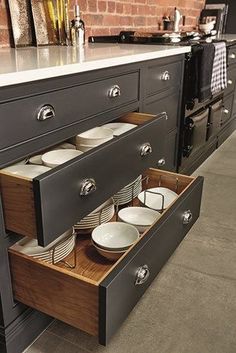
0, 112, 167, 246
9, 167, 203, 345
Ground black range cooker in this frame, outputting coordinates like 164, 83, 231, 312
89, 31, 229, 174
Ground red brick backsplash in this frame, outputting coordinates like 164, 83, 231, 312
0, 0, 205, 47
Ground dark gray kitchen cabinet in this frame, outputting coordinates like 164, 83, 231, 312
0, 53, 202, 353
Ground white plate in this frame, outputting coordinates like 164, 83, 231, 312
138, 187, 178, 210
76, 127, 113, 145
3, 165, 51, 178
42, 149, 83, 168
102, 122, 137, 136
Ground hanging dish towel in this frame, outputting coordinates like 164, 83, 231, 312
198, 43, 215, 102
211, 41, 227, 95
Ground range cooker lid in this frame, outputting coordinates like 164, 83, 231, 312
88, 30, 212, 45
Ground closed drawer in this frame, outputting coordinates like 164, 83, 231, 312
158, 130, 178, 172
222, 94, 234, 126
0, 72, 139, 151
143, 87, 180, 133
0, 112, 167, 246
9, 168, 203, 344
146, 60, 182, 97
228, 46, 236, 67
224, 66, 236, 96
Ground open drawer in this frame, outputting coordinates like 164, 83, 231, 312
0, 112, 167, 246
9, 168, 203, 345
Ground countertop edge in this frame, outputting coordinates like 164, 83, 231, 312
0, 46, 191, 88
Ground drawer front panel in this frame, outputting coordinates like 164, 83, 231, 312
228, 47, 236, 67
33, 114, 167, 246
99, 176, 203, 345
146, 60, 182, 96
144, 88, 180, 133
160, 131, 178, 172
224, 67, 236, 97
222, 94, 234, 126
0, 72, 139, 151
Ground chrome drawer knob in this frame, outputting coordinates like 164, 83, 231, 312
228, 79, 233, 85
182, 210, 193, 225
37, 105, 55, 121
229, 53, 236, 59
108, 85, 121, 98
135, 265, 150, 286
223, 108, 229, 115
157, 158, 166, 167
161, 71, 171, 81
140, 142, 153, 157
80, 178, 96, 196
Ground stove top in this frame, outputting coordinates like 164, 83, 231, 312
88, 31, 214, 46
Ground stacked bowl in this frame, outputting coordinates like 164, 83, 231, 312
76, 127, 113, 152
91, 222, 139, 261
13, 229, 75, 264
75, 198, 115, 231
42, 149, 83, 168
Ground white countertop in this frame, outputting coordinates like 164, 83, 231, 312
0, 43, 191, 87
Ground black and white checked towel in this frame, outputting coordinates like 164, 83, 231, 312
211, 41, 227, 95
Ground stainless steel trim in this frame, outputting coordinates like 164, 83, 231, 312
223, 108, 229, 115
140, 142, 153, 157
37, 105, 55, 121
157, 158, 165, 167
108, 85, 121, 98
80, 178, 97, 196
135, 265, 150, 285
161, 71, 171, 81
182, 210, 193, 225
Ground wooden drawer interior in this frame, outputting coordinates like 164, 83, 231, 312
9, 168, 195, 337
0, 112, 161, 241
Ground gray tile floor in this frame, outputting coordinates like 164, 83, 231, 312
25, 132, 236, 353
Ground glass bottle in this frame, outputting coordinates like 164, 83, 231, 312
71, 5, 85, 46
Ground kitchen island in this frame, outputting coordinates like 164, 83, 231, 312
0, 43, 203, 353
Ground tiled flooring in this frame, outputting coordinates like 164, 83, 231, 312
25, 132, 236, 353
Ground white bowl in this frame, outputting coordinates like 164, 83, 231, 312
199, 22, 215, 33
118, 207, 161, 233
138, 187, 178, 210
92, 222, 139, 251
76, 127, 113, 145
91, 240, 126, 261
42, 149, 83, 168
4, 165, 51, 178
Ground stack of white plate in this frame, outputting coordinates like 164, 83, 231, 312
113, 175, 142, 205
12, 229, 75, 264
41, 149, 83, 168
3, 165, 51, 178
91, 222, 139, 261
76, 127, 113, 152
138, 187, 178, 211
75, 198, 115, 230
102, 122, 137, 136
28, 143, 76, 166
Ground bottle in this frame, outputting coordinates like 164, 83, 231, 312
71, 5, 85, 46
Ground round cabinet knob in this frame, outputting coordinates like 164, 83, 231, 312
37, 105, 55, 121
182, 210, 193, 225
229, 53, 236, 59
135, 264, 150, 286
161, 71, 171, 81
157, 158, 166, 167
108, 85, 121, 98
228, 79, 233, 85
223, 108, 229, 115
140, 142, 153, 157
80, 178, 96, 196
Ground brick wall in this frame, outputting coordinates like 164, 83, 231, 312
0, 0, 205, 47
